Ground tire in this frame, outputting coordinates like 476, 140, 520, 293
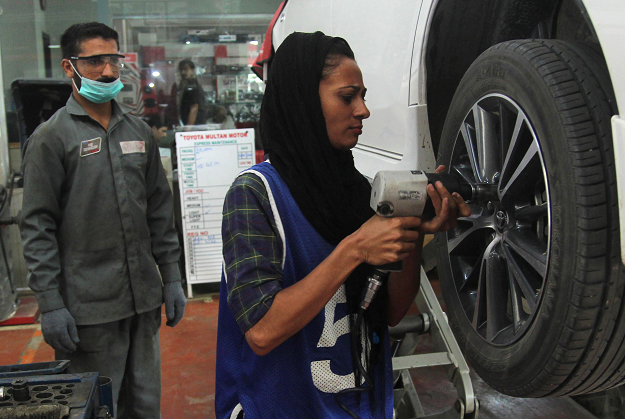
435, 39, 625, 397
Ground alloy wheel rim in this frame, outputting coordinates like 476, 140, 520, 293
444, 93, 551, 345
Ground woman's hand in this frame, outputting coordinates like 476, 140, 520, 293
419, 165, 471, 234
350, 214, 422, 266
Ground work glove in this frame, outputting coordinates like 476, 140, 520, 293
40, 308, 80, 353
164, 281, 186, 327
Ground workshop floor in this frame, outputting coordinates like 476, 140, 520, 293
0, 282, 599, 419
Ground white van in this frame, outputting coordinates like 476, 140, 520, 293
267, 0, 625, 399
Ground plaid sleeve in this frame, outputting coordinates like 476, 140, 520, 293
222, 172, 283, 334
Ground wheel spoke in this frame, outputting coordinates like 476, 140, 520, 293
457, 257, 480, 293
450, 249, 485, 294
500, 112, 527, 180
447, 214, 494, 253
507, 266, 524, 333
472, 259, 487, 331
503, 229, 547, 279
485, 247, 509, 342
473, 238, 499, 332
498, 100, 517, 166
460, 121, 481, 183
501, 242, 539, 312
499, 141, 540, 201
473, 104, 501, 183
451, 164, 475, 186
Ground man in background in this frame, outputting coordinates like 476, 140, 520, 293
176, 59, 208, 126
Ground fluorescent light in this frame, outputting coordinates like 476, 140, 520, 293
250, 40, 259, 45
152, 71, 161, 77
49, 45, 61, 48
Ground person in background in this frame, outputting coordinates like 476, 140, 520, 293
215, 31, 470, 418
211, 105, 236, 130
144, 114, 174, 148
145, 114, 168, 145
176, 58, 208, 126
20, 22, 186, 418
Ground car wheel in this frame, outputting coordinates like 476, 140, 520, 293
436, 39, 625, 397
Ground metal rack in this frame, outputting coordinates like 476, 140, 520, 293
391, 267, 479, 419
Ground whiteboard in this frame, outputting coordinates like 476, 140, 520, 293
176, 128, 255, 296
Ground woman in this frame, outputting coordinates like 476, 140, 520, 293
216, 32, 469, 419
176, 58, 208, 126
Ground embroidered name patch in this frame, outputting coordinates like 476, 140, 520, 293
120, 141, 146, 154
80, 137, 102, 157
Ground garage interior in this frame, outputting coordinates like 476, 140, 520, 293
1, 0, 625, 418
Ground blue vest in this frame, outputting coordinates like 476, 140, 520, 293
216, 162, 393, 418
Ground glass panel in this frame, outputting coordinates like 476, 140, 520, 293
0, 0, 280, 151
111, 8, 276, 134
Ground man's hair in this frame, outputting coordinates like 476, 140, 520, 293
178, 59, 196, 72
61, 22, 119, 59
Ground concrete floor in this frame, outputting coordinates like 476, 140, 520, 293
406, 333, 597, 419
0, 293, 219, 419
0, 285, 602, 418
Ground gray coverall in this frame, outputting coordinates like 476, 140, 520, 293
20, 95, 181, 418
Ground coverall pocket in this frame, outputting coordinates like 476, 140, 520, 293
120, 153, 148, 199
65, 246, 129, 305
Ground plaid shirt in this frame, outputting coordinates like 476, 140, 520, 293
222, 173, 283, 333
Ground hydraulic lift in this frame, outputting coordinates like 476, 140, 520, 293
390, 265, 479, 419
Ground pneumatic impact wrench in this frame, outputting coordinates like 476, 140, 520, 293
359, 170, 490, 310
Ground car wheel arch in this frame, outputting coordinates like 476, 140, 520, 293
423, 0, 601, 155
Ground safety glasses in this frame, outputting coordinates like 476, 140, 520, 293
70, 54, 126, 71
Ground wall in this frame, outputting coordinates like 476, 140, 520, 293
0, 0, 42, 85
109, 0, 281, 16
0, 0, 101, 163
0, 0, 102, 82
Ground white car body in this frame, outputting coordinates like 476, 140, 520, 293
271, 0, 625, 265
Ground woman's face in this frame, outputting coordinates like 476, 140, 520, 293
319, 57, 370, 150
180, 64, 195, 79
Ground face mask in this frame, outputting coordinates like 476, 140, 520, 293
70, 61, 124, 104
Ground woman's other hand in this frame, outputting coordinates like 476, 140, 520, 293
419, 165, 471, 234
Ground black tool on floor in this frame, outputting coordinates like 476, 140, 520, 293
0, 361, 112, 419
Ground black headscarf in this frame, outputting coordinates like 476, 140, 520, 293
260, 31, 387, 386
